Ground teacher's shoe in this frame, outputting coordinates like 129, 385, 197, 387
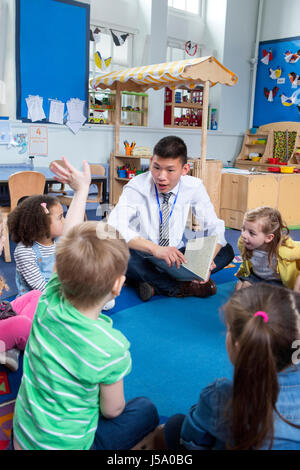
175, 279, 217, 298
138, 282, 155, 302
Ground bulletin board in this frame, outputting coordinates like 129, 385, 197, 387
253, 36, 300, 127
15, 0, 90, 122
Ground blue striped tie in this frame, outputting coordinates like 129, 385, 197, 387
159, 192, 172, 246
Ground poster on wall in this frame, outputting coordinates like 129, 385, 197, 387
253, 36, 300, 127
28, 125, 48, 156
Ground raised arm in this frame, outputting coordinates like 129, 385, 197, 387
50, 156, 91, 235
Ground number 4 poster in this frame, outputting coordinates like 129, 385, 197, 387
28, 125, 48, 155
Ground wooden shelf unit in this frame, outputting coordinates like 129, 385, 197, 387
235, 122, 300, 171
220, 172, 300, 229
164, 87, 203, 128
89, 90, 148, 126
109, 153, 151, 205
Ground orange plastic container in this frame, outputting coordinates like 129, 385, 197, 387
280, 166, 294, 173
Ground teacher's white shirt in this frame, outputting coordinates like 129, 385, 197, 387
108, 171, 226, 248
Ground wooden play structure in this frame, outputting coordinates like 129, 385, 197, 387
220, 121, 300, 229
90, 56, 238, 208
235, 121, 300, 171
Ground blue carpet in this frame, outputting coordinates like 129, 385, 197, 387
112, 281, 235, 417
2, 219, 298, 444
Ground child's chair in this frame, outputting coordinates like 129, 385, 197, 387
0, 171, 46, 262
48, 160, 68, 195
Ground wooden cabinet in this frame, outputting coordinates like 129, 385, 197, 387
220, 172, 300, 229
235, 122, 300, 171
164, 87, 203, 128
220, 173, 278, 229
277, 174, 300, 226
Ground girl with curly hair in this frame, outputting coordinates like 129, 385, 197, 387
7, 194, 64, 296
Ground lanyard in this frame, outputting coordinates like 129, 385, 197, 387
154, 182, 180, 225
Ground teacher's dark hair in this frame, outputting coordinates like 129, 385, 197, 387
153, 136, 187, 165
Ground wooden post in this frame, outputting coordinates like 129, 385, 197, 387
114, 83, 121, 155
200, 80, 210, 181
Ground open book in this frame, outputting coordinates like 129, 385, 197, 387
142, 235, 218, 282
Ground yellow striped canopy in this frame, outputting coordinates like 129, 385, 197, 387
90, 56, 238, 92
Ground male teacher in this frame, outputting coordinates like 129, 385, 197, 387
108, 136, 234, 301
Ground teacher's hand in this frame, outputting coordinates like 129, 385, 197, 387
152, 245, 187, 269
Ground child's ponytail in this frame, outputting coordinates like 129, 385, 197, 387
223, 284, 300, 450
231, 313, 278, 449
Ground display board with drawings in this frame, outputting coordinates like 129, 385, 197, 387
253, 36, 300, 127
15, 0, 90, 123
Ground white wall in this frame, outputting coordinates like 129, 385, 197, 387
167, 7, 205, 44
3, 0, 293, 170
261, 0, 300, 41
220, 0, 259, 132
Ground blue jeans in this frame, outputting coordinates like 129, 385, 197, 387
8, 397, 159, 450
92, 397, 159, 450
126, 243, 234, 296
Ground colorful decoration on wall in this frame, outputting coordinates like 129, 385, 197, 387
185, 41, 198, 56
280, 88, 300, 107
269, 66, 282, 80
264, 86, 279, 102
110, 30, 129, 46
288, 72, 300, 88
94, 51, 112, 71
254, 36, 300, 126
13, 133, 27, 154
90, 27, 101, 43
284, 49, 300, 63
261, 48, 273, 65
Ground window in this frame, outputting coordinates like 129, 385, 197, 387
89, 26, 133, 125
89, 27, 133, 82
168, 0, 201, 15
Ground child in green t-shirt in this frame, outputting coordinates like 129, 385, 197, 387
12, 157, 158, 450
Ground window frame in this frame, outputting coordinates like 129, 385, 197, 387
168, 0, 204, 17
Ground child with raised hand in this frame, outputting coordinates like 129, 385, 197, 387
8, 194, 64, 296
164, 283, 300, 450
236, 206, 300, 291
12, 157, 159, 450
0, 210, 42, 371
